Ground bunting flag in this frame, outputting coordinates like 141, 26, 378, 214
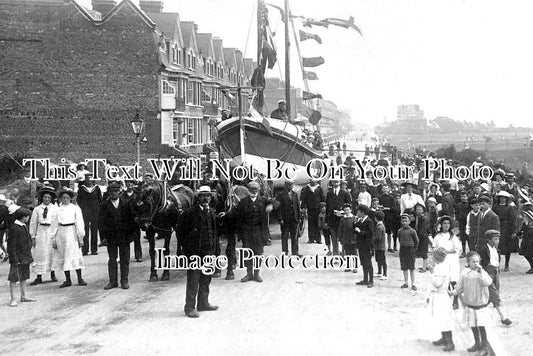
302, 91, 322, 100
298, 105, 322, 125
261, 39, 277, 70
293, 15, 362, 36
299, 30, 322, 44
266, 3, 286, 22
302, 56, 325, 67
303, 71, 319, 80
324, 17, 363, 35
250, 95, 273, 136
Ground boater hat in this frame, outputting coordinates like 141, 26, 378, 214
197, 185, 212, 195
497, 190, 512, 198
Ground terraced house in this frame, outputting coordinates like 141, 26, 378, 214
0, 0, 254, 165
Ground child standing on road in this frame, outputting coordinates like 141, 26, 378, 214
373, 211, 387, 280
338, 203, 357, 273
451, 251, 493, 355
318, 202, 331, 255
6, 208, 36, 307
398, 213, 419, 290
427, 247, 454, 352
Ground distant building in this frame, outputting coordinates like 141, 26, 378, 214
397, 104, 427, 131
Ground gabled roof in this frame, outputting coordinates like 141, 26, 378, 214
196, 33, 215, 60
101, 0, 156, 29
180, 21, 198, 54
212, 38, 225, 64
223, 48, 237, 70
147, 12, 183, 45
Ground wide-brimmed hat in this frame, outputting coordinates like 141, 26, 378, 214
401, 181, 418, 189
497, 190, 512, 198
480, 183, 490, 192
40, 182, 56, 198
433, 247, 447, 264
8, 204, 21, 215
523, 210, 533, 221
58, 187, 75, 198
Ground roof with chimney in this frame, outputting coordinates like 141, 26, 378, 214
147, 12, 184, 45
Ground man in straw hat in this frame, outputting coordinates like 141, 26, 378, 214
28, 183, 58, 285
478, 230, 512, 326
177, 185, 219, 318
220, 181, 274, 283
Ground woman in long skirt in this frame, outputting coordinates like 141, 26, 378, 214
29, 183, 59, 285
51, 188, 87, 287
433, 215, 462, 309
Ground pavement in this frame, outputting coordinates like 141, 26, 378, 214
0, 225, 530, 356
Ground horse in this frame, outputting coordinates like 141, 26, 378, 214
132, 181, 194, 281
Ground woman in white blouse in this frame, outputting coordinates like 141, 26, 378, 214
51, 188, 87, 287
433, 215, 462, 309
29, 184, 59, 285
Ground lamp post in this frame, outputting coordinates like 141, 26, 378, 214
130, 110, 145, 169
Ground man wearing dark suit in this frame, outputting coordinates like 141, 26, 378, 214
77, 174, 102, 255
478, 230, 512, 326
325, 179, 352, 255
355, 205, 375, 288
475, 195, 500, 251
99, 181, 136, 290
222, 181, 273, 283
300, 179, 324, 244
120, 180, 142, 262
177, 186, 219, 318
276, 181, 302, 256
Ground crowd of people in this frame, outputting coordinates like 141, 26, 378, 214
1, 150, 533, 354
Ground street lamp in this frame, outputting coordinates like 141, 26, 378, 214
130, 110, 145, 169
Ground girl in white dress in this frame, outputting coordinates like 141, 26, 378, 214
433, 215, 462, 309
29, 184, 59, 284
51, 188, 87, 287
427, 247, 455, 351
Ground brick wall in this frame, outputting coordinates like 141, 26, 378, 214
0, 0, 163, 166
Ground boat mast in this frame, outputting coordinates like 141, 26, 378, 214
284, 0, 291, 119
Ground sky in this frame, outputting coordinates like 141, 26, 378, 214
79, 0, 533, 128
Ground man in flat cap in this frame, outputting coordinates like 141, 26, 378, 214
221, 181, 274, 282
177, 186, 219, 318
475, 195, 500, 251
99, 181, 136, 290
270, 100, 288, 121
